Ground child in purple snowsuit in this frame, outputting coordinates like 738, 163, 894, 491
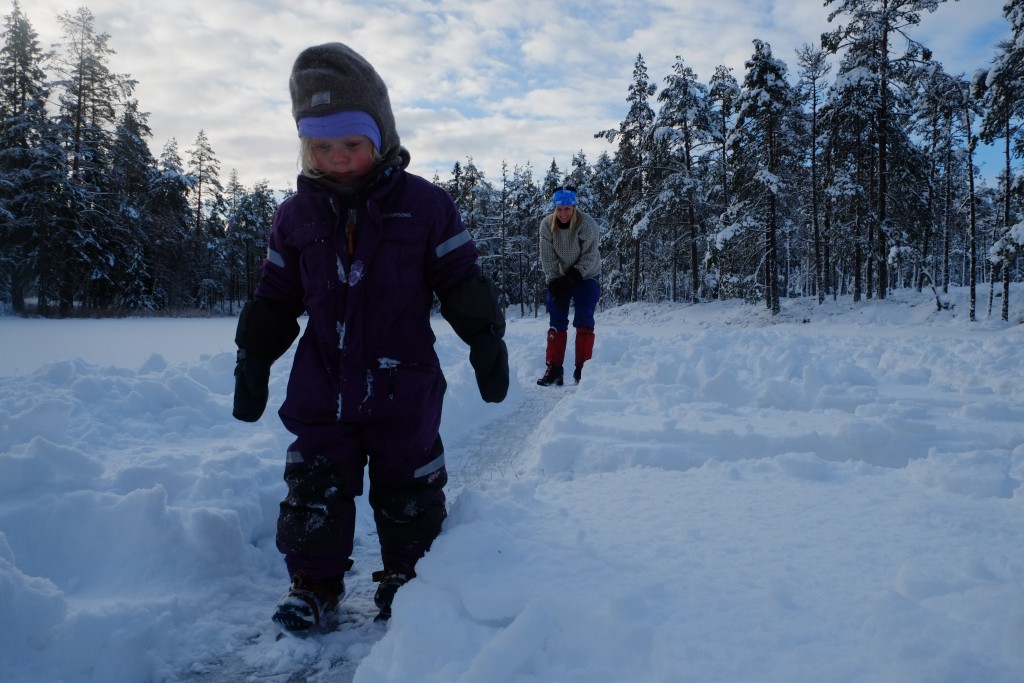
232, 42, 509, 631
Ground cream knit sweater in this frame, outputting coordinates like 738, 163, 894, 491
538, 210, 601, 283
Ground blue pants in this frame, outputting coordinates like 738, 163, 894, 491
547, 277, 601, 330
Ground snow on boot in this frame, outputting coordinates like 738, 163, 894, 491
372, 567, 414, 621
272, 571, 344, 632
537, 364, 564, 387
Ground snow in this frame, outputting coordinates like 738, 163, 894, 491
2, 288, 1023, 683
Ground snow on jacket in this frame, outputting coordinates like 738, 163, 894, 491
538, 209, 601, 283
255, 167, 483, 429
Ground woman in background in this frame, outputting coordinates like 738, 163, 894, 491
537, 186, 601, 386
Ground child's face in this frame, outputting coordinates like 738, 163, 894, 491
310, 135, 376, 182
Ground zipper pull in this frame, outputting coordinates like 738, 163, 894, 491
346, 208, 357, 255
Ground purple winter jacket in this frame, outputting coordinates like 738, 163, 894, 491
254, 166, 482, 440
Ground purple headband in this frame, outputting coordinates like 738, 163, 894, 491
296, 110, 381, 152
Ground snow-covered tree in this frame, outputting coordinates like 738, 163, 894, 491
655, 55, 714, 302
976, 0, 1024, 320
822, 0, 954, 300
723, 40, 802, 314
596, 53, 658, 303
186, 129, 222, 252
225, 176, 276, 306
146, 139, 193, 308
796, 43, 833, 303
108, 98, 158, 310
50, 6, 138, 313
0, 1, 67, 314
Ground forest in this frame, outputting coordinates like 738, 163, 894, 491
1, 0, 1022, 320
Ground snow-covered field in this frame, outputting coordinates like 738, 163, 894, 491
2, 288, 1022, 682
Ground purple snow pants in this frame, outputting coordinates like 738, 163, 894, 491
276, 413, 448, 582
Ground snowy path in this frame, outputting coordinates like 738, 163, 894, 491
447, 384, 565, 492
177, 384, 568, 682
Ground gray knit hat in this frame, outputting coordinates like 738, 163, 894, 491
289, 42, 402, 164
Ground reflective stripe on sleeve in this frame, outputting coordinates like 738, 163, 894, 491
435, 230, 471, 259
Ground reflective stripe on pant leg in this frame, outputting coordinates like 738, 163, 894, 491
367, 434, 448, 571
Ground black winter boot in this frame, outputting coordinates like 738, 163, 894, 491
272, 571, 345, 632
372, 567, 415, 621
573, 365, 582, 384
537, 364, 564, 387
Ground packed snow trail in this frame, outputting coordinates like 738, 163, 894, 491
446, 384, 566, 492
176, 383, 566, 682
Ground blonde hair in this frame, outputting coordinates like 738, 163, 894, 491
298, 137, 383, 179
548, 207, 579, 233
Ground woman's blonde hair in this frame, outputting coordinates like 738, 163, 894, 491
548, 207, 579, 233
298, 137, 383, 179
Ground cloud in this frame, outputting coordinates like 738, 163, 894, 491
19, 0, 1007, 192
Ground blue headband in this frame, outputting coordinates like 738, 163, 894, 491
296, 110, 381, 152
552, 189, 577, 207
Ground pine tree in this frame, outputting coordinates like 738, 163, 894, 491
51, 6, 135, 313
708, 66, 740, 214
147, 139, 192, 308
502, 161, 544, 315
823, 0, 954, 300
976, 0, 1024, 320
186, 129, 222, 254
448, 157, 502, 284
725, 40, 801, 314
541, 158, 562, 197
566, 150, 593, 205
795, 43, 832, 304
0, 1, 67, 314
225, 176, 276, 306
656, 55, 713, 302
110, 98, 158, 310
588, 152, 616, 226
819, 33, 881, 301
596, 53, 657, 303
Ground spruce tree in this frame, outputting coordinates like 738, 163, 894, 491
0, 1, 65, 313
727, 40, 801, 314
823, 0, 954, 300
596, 53, 657, 303
51, 7, 135, 313
795, 44, 832, 304
656, 55, 713, 302
976, 0, 1024, 320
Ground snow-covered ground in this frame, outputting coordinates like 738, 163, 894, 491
1, 288, 1022, 682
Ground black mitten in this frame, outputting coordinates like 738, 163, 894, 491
232, 298, 300, 422
233, 351, 272, 422
469, 335, 509, 403
566, 267, 584, 284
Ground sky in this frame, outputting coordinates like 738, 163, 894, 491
11, 0, 1011, 193
1, 287, 1023, 682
